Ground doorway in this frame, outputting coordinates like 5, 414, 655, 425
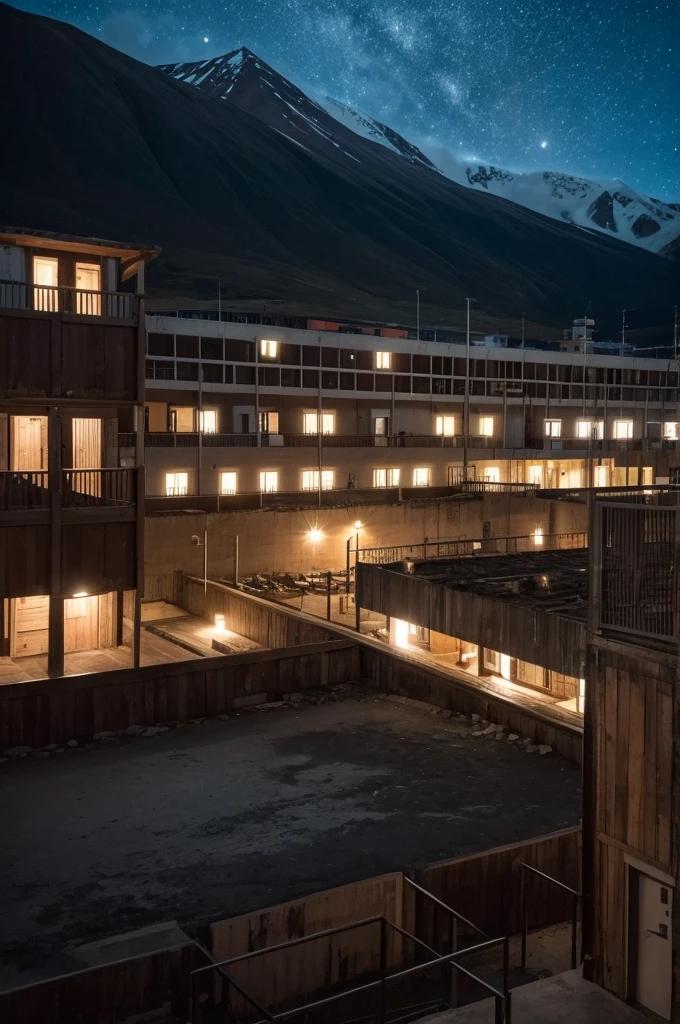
629, 868, 672, 1019
33, 255, 59, 311
75, 262, 101, 315
10, 416, 47, 471
72, 418, 102, 496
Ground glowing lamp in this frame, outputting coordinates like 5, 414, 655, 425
214, 613, 225, 632
308, 528, 323, 543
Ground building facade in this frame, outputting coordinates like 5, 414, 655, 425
0, 229, 155, 675
140, 314, 680, 500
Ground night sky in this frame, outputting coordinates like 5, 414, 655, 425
15, 0, 680, 199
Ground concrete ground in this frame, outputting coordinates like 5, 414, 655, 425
0, 697, 581, 991
422, 969, 648, 1022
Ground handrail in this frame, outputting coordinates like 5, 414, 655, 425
520, 862, 582, 971
0, 279, 138, 319
403, 876, 488, 939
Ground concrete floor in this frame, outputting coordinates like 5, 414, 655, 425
422, 970, 648, 1022
0, 698, 581, 991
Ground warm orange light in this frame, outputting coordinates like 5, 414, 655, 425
354, 520, 362, 530
308, 528, 323, 543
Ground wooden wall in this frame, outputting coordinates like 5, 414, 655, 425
211, 874, 404, 1017
587, 639, 675, 1000
0, 640, 359, 748
0, 313, 139, 401
357, 562, 586, 680
0, 524, 50, 598
0, 942, 209, 1024
179, 575, 339, 648
61, 522, 136, 594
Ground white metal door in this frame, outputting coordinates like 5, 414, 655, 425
636, 873, 672, 1019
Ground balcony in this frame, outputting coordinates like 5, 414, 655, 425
130, 432, 497, 449
0, 281, 142, 401
0, 468, 138, 514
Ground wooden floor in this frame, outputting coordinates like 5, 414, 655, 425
0, 607, 260, 685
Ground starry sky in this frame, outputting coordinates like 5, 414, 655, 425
15, 0, 680, 199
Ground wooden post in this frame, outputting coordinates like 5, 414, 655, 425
133, 464, 145, 668
326, 570, 332, 621
581, 492, 598, 978
47, 408, 64, 678
115, 590, 124, 647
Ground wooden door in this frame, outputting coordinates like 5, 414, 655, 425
72, 418, 102, 496
11, 416, 47, 471
11, 596, 49, 657
64, 595, 100, 653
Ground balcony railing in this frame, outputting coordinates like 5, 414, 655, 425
0, 471, 50, 510
0, 280, 139, 319
135, 432, 498, 449
62, 468, 136, 506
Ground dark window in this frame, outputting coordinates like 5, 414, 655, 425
322, 348, 339, 367
145, 359, 175, 380
339, 349, 356, 368
413, 376, 430, 394
224, 365, 233, 384
177, 361, 199, 381
302, 346, 320, 366
280, 343, 300, 365
322, 371, 338, 389
454, 358, 466, 377
281, 368, 301, 388
201, 337, 223, 361
225, 339, 252, 362
339, 372, 355, 390
413, 354, 430, 374
375, 374, 393, 393
433, 378, 450, 394
302, 369, 318, 388
147, 333, 174, 356
235, 365, 255, 385
201, 363, 223, 383
258, 367, 280, 387
176, 335, 199, 359
395, 375, 411, 393
392, 352, 410, 373
357, 373, 374, 391
356, 350, 373, 370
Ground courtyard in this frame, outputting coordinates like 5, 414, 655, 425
0, 696, 581, 991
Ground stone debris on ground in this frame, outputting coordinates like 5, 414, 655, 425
0, 677, 553, 762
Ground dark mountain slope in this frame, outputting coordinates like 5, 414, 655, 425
0, 3, 676, 336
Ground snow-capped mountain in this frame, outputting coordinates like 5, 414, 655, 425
320, 97, 436, 171
415, 155, 680, 259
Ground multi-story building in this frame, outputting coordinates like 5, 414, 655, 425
140, 313, 679, 501
0, 228, 156, 675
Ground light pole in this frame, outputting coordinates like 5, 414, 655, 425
463, 297, 476, 475
416, 289, 420, 342
521, 313, 525, 349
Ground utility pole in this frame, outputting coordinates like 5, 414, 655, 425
674, 305, 678, 361
621, 308, 626, 349
463, 297, 475, 474
416, 289, 420, 342
521, 313, 525, 349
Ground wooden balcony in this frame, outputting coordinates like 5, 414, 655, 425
0, 280, 142, 402
0, 468, 138, 518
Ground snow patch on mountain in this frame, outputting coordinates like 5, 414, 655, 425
321, 97, 437, 171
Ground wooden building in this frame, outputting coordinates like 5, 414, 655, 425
583, 497, 679, 1020
0, 228, 158, 676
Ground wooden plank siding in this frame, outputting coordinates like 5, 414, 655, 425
586, 637, 677, 1002
357, 563, 586, 680
0, 312, 139, 402
0, 942, 210, 1024
0, 640, 359, 748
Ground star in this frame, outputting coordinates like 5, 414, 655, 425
541, 141, 548, 149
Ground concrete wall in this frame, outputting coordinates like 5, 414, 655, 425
144, 493, 588, 599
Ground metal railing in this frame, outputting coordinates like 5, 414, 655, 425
358, 530, 587, 564
189, 912, 512, 1024
62, 468, 136, 506
0, 280, 138, 319
520, 863, 581, 972
461, 480, 538, 495
539, 484, 680, 505
594, 501, 676, 643
0, 471, 50, 510
132, 432, 499, 450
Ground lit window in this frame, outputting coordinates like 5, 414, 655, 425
33, 256, 59, 311
577, 420, 604, 439
199, 410, 217, 434
302, 470, 334, 490
435, 415, 456, 436
374, 416, 389, 436
413, 467, 430, 486
483, 466, 500, 483
376, 352, 391, 370
259, 471, 279, 492
259, 411, 279, 433
614, 419, 633, 440
544, 419, 561, 438
387, 468, 400, 486
303, 412, 335, 434
528, 465, 543, 486
478, 416, 494, 437
170, 406, 195, 432
663, 422, 679, 440
373, 468, 387, 488
533, 526, 544, 546
75, 263, 101, 315
165, 472, 188, 496
260, 339, 278, 358
220, 472, 237, 495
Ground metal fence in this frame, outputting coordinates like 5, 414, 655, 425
593, 501, 676, 643
358, 531, 587, 565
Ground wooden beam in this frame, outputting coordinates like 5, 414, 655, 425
47, 409, 64, 678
